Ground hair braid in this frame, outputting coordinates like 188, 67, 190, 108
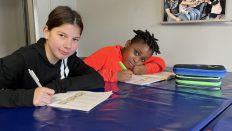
131, 29, 161, 55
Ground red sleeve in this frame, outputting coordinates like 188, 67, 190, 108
98, 69, 117, 82
84, 47, 118, 82
84, 48, 107, 71
144, 56, 166, 74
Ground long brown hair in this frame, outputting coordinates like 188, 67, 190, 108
46, 6, 83, 34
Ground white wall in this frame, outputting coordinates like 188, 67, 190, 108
0, 0, 26, 57
77, 0, 232, 71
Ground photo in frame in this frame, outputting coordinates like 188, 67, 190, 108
163, 0, 226, 23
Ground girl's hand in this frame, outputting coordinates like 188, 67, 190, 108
117, 70, 133, 82
133, 65, 147, 75
33, 87, 55, 106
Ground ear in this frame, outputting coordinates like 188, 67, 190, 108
43, 26, 49, 39
125, 40, 131, 47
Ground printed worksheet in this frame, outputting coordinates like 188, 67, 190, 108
49, 91, 112, 111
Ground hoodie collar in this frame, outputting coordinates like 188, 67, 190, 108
33, 38, 61, 67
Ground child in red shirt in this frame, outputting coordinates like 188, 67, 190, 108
84, 30, 166, 82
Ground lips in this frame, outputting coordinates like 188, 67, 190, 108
59, 49, 69, 56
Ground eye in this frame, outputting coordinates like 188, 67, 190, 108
141, 58, 145, 62
134, 50, 139, 56
73, 38, 80, 42
59, 33, 65, 38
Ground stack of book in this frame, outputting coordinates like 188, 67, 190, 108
173, 64, 227, 90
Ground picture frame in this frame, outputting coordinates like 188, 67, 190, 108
162, 0, 228, 24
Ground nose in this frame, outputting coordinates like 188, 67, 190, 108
134, 57, 141, 63
63, 39, 72, 49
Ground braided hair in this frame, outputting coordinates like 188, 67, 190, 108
131, 30, 160, 55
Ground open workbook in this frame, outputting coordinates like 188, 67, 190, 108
124, 71, 175, 85
48, 91, 112, 112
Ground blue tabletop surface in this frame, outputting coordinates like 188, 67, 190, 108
203, 102, 232, 131
1, 73, 232, 131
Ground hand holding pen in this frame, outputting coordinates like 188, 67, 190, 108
120, 61, 146, 75
28, 69, 55, 106
118, 61, 133, 82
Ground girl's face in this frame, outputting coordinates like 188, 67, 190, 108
43, 23, 81, 64
122, 41, 153, 70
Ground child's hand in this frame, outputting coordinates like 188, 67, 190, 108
133, 65, 147, 75
33, 87, 55, 106
117, 70, 133, 82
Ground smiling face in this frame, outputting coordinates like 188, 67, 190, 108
44, 23, 81, 64
121, 41, 153, 70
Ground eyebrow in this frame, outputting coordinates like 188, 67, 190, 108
57, 31, 80, 38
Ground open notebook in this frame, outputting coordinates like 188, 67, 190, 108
48, 91, 112, 111
123, 71, 175, 85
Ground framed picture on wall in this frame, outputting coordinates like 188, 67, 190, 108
162, 0, 228, 24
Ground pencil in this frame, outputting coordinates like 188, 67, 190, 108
119, 61, 127, 70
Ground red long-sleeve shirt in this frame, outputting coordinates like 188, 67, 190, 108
84, 45, 166, 82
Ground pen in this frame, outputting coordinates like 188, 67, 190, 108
28, 69, 42, 87
119, 61, 127, 70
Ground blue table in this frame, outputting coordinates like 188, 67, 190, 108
203, 102, 232, 131
1, 73, 232, 131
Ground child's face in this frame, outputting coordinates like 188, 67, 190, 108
122, 42, 153, 70
44, 23, 81, 64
